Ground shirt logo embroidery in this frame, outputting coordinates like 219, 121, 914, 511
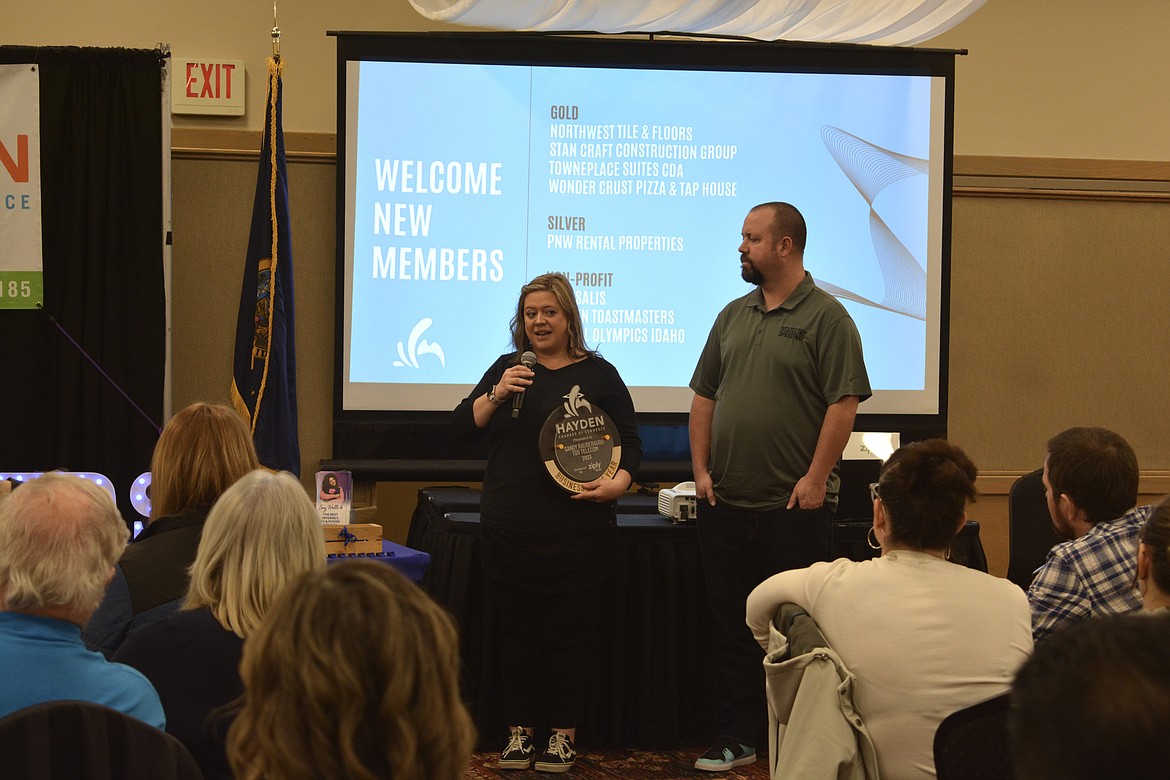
778, 326, 808, 342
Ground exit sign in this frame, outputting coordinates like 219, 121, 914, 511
172, 58, 245, 116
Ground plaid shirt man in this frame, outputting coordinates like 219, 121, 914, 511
1028, 504, 1151, 642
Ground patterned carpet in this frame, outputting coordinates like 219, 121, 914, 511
466, 748, 770, 779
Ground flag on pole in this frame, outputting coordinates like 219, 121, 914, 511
231, 56, 300, 475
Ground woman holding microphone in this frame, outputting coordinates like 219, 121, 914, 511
453, 272, 641, 773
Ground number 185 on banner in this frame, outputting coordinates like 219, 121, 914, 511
0, 272, 42, 309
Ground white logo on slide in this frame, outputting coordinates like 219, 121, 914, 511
393, 318, 446, 368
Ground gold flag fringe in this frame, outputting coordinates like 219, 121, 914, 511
247, 55, 284, 435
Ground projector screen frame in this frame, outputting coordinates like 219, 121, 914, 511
330, 31, 957, 466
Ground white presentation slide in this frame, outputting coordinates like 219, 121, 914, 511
341, 59, 945, 415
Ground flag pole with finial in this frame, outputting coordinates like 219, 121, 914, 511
231, 0, 301, 473
271, 0, 281, 62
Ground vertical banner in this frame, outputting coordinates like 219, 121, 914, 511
230, 57, 300, 474
0, 63, 42, 310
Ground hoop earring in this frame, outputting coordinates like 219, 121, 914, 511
866, 527, 882, 550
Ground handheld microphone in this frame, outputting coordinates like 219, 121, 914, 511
512, 351, 537, 419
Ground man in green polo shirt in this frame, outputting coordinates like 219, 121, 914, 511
690, 201, 871, 772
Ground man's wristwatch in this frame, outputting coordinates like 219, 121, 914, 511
487, 387, 505, 406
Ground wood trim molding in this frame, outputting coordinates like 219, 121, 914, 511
953, 187, 1170, 202
171, 128, 336, 163
954, 156, 1170, 182
954, 156, 1170, 201
977, 470, 1170, 497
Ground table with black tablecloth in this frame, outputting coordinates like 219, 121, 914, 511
408, 487, 986, 748
408, 487, 710, 748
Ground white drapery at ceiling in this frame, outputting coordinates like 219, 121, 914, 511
406, 0, 987, 46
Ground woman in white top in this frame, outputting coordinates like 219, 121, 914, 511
746, 439, 1033, 780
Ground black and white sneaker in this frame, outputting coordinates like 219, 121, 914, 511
535, 732, 576, 773
694, 738, 756, 771
499, 727, 536, 770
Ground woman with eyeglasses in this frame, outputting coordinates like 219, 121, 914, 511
746, 438, 1032, 779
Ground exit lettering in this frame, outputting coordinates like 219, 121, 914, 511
172, 58, 246, 116
186, 62, 236, 100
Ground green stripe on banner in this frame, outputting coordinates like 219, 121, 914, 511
0, 271, 43, 309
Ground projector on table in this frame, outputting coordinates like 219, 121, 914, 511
658, 481, 697, 524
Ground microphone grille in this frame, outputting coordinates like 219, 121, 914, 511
520, 351, 537, 368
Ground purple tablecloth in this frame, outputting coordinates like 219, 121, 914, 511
326, 540, 431, 584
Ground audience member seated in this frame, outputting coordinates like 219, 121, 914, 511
114, 469, 326, 780
1028, 427, 1149, 642
0, 473, 164, 728
1010, 612, 1170, 779
227, 560, 475, 780
85, 401, 260, 657
1135, 495, 1170, 612
746, 439, 1032, 779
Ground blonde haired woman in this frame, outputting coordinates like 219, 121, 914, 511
228, 560, 475, 780
146, 402, 261, 523
85, 402, 260, 656
453, 272, 641, 769
115, 469, 325, 780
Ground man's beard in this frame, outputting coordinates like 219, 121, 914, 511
741, 256, 763, 285
1050, 506, 1077, 541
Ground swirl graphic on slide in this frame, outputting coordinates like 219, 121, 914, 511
392, 318, 446, 368
816, 126, 928, 321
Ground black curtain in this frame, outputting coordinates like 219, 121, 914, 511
0, 46, 166, 525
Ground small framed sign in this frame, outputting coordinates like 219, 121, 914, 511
316, 470, 352, 525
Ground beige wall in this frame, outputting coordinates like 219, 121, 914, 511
930, 0, 1170, 160
8, 2, 1170, 565
169, 154, 336, 484
948, 192, 1170, 470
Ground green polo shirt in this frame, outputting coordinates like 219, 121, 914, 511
690, 273, 871, 511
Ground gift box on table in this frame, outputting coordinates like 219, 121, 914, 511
322, 523, 382, 555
